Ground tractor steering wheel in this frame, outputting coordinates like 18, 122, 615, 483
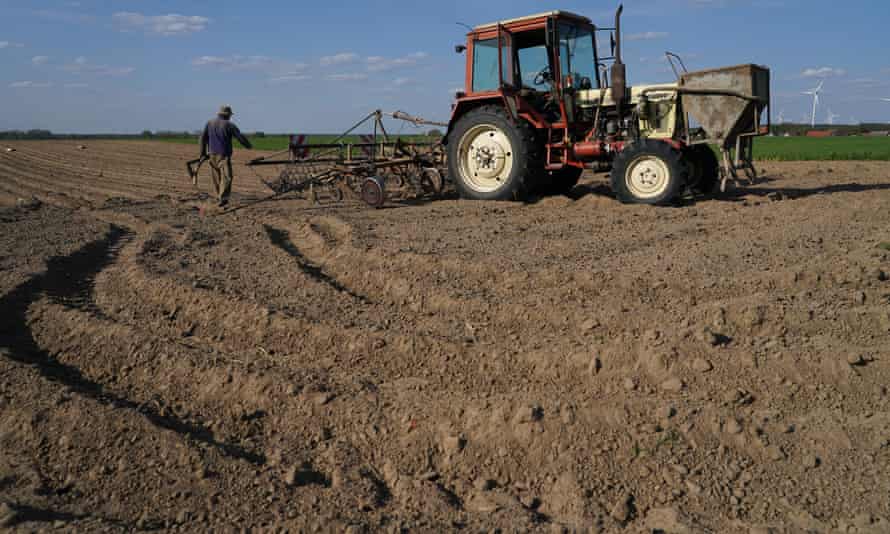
533, 66, 552, 87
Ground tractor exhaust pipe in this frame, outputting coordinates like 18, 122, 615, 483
610, 5, 627, 110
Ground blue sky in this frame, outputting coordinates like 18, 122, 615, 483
2, 0, 890, 133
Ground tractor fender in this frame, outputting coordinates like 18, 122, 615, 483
444, 95, 514, 145
612, 138, 686, 153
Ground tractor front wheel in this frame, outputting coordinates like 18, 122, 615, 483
447, 106, 540, 201
610, 140, 688, 205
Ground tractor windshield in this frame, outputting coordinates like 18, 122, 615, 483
558, 23, 597, 89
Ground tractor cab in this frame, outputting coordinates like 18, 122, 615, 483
462, 11, 602, 124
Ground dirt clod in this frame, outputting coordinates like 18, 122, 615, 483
724, 419, 743, 435
473, 478, 496, 492
0, 502, 16, 528
847, 354, 866, 366
692, 358, 713, 373
513, 404, 543, 424
661, 377, 685, 392
766, 446, 785, 461
801, 454, 820, 469
659, 405, 677, 419
610, 493, 633, 523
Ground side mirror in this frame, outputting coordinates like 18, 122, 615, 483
455, 45, 467, 54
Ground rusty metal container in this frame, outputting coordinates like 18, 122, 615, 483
679, 64, 770, 148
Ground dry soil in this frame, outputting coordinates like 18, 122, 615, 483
1, 141, 889, 533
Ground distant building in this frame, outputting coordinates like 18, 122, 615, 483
864, 130, 890, 137
806, 130, 835, 138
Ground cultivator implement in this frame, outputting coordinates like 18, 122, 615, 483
246, 110, 447, 207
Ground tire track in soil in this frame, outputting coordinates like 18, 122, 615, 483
264, 215, 558, 396
0, 503, 133, 531
263, 224, 372, 304
0, 225, 265, 465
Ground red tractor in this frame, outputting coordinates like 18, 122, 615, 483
445, 6, 770, 204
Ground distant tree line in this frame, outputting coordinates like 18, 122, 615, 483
0, 129, 55, 140
772, 123, 890, 136
2, 128, 448, 141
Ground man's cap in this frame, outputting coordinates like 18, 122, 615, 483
218, 105, 234, 116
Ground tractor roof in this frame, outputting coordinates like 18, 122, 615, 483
473, 11, 591, 31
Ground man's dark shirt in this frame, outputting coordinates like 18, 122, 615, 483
200, 117, 252, 157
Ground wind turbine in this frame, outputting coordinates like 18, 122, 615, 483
802, 81, 824, 127
777, 109, 786, 124
826, 108, 840, 125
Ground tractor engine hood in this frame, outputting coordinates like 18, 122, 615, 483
576, 83, 679, 108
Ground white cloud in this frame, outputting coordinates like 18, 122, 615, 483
320, 52, 358, 66
63, 56, 135, 76
366, 52, 428, 72
801, 67, 846, 79
193, 55, 269, 69
626, 32, 669, 41
326, 73, 368, 82
392, 77, 414, 87
32, 55, 50, 65
9, 81, 53, 88
0, 41, 25, 49
269, 75, 311, 83
192, 55, 307, 77
113, 12, 210, 36
64, 82, 89, 88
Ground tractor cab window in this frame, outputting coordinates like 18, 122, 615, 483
472, 38, 500, 92
515, 29, 551, 92
518, 46, 550, 90
558, 24, 597, 90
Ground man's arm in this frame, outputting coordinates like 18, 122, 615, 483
231, 123, 253, 150
199, 123, 209, 157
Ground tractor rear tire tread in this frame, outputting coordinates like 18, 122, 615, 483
446, 105, 543, 201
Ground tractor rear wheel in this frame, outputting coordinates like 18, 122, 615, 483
686, 144, 720, 195
447, 106, 541, 201
610, 140, 688, 205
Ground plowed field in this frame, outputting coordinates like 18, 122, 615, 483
1, 140, 889, 533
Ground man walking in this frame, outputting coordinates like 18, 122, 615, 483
199, 105, 252, 207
